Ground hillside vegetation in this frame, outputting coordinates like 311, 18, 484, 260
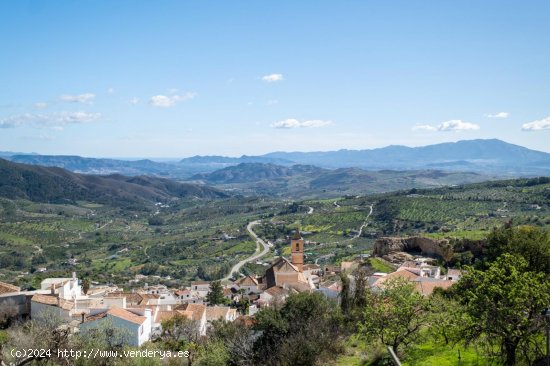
0, 158, 227, 207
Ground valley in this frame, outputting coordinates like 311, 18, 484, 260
1, 162, 548, 292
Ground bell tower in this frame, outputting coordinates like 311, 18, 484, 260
290, 230, 304, 272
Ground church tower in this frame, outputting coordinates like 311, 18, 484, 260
290, 230, 304, 272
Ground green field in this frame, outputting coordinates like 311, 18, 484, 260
1, 177, 548, 290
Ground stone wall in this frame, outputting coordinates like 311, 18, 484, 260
373, 236, 450, 258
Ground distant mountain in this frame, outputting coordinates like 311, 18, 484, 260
0, 158, 228, 206
190, 162, 496, 198
0, 151, 38, 157
7, 154, 186, 177
6, 154, 294, 178
179, 155, 295, 174
191, 163, 321, 183
261, 139, 550, 174
6, 139, 550, 177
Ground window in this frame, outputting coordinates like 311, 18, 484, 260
295, 243, 299, 251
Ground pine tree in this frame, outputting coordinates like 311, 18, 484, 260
206, 280, 225, 305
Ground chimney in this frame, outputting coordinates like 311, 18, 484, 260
72, 272, 76, 280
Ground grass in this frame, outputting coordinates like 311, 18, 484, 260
423, 230, 490, 240
368, 258, 395, 273
402, 340, 490, 366
336, 336, 491, 366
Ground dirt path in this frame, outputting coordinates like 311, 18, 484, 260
221, 220, 271, 282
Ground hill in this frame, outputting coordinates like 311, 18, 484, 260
190, 162, 497, 198
0, 158, 228, 206
191, 163, 320, 183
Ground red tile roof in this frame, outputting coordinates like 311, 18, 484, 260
0, 281, 20, 295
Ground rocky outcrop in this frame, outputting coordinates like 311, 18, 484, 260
373, 236, 450, 258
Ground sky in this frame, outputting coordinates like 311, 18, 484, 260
1, 0, 549, 158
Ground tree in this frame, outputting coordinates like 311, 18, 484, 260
339, 272, 352, 315
207, 320, 255, 366
359, 277, 430, 354
2, 311, 70, 366
253, 292, 345, 366
81, 278, 90, 295
194, 339, 230, 366
71, 318, 133, 366
426, 294, 465, 346
206, 280, 226, 305
156, 314, 201, 365
483, 225, 550, 273
454, 254, 550, 366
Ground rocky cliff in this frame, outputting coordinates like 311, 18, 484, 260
373, 236, 450, 258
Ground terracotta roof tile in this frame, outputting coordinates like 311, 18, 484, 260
0, 281, 20, 295
205, 306, 231, 321
413, 280, 454, 296
31, 294, 58, 305
236, 275, 258, 287
106, 307, 147, 325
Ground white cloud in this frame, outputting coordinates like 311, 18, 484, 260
261, 73, 284, 82
149, 92, 196, 107
485, 112, 509, 118
107, 87, 115, 94
437, 120, 480, 131
267, 99, 279, 105
411, 124, 437, 131
59, 93, 95, 104
33, 102, 48, 109
0, 111, 101, 129
129, 97, 140, 105
521, 117, 550, 131
271, 118, 333, 129
411, 120, 480, 132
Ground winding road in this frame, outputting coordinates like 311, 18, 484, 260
352, 204, 373, 239
221, 220, 271, 282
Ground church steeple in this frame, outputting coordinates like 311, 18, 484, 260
290, 229, 304, 272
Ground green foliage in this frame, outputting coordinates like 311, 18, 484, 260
147, 217, 164, 226
140, 263, 159, 276
368, 258, 395, 273
195, 339, 231, 366
483, 225, 550, 273
206, 320, 255, 365
453, 254, 550, 366
205, 280, 226, 305
253, 292, 345, 366
157, 314, 200, 353
359, 277, 430, 354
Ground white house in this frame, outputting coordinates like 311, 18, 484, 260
40, 273, 82, 300
174, 289, 204, 304
446, 269, 463, 281
190, 281, 210, 298
80, 307, 152, 347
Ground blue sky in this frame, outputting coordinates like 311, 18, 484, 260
1, 0, 549, 157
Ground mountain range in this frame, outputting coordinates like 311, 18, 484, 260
4, 139, 550, 178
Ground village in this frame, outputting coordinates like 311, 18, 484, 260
0, 230, 461, 348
